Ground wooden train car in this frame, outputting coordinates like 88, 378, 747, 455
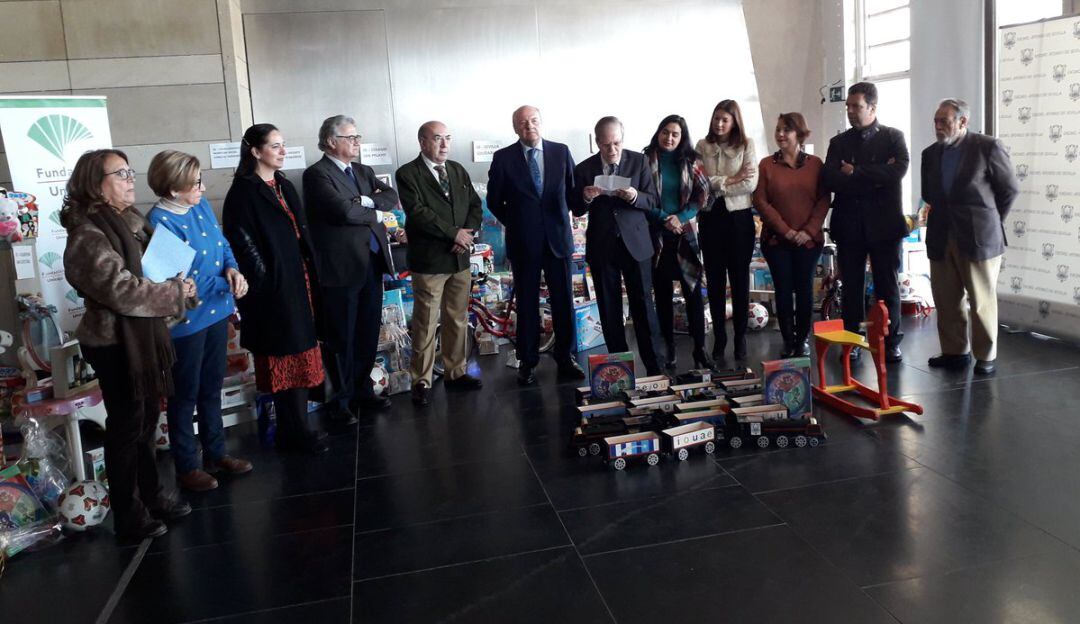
575, 374, 671, 405
661, 421, 716, 460
675, 367, 754, 385
604, 431, 662, 470
571, 413, 666, 457
724, 404, 825, 449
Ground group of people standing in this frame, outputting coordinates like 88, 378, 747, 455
57, 79, 1016, 542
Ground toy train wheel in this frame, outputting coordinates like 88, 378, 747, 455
677, 448, 689, 461
704, 441, 716, 454
646, 453, 660, 466
776, 435, 789, 448
729, 436, 742, 449
794, 435, 808, 448
588, 442, 602, 456
577, 446, 588, 458
808, 436, 820, 448
613, 457, 627, 471
756, 436, 770, 449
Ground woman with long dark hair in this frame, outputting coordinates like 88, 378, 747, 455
62, 149, 198, 540
754, 113, 829, 357
222, 124, 328, 455
695, 100, 758, 364
643, 115, 712, 370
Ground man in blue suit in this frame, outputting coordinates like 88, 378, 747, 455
487, 105, 585, 386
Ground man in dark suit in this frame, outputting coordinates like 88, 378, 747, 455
304, 115, 398, 423
921, 98, 1018, 375
823, 81, 910, 363
487, 105, 585, 386
570, 116, 664, 376
396, 121, 483, 406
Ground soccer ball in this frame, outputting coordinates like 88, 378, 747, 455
747, 303, 770, 331
370, 364, 390, 397
154, 411, 170, 450
898, 273, 914, 299
57, 480, 110, 532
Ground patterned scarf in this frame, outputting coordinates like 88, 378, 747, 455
647, 151, 710, 290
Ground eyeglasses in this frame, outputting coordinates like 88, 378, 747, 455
191, 177, 204, 188
106, 168, 137, 181
335, 135, 362, 143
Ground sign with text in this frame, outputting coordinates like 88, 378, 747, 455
361, 143, 392, 166
472, 140, 504, 163
208, 142, 241, 169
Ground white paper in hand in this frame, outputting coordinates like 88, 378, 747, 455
593, 175, 632, 195
142, 226, 196, 283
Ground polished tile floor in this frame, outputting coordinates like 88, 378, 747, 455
4, 313, 1080, 623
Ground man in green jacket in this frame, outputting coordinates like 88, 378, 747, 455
396, 121, 483, 406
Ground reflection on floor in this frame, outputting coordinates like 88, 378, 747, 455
4, 313, 1080, 623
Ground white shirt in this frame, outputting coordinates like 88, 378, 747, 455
326, 154, 376, 209
521, 140, 544, 185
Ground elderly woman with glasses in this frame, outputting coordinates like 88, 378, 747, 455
147, 150, 252, 493
61, 149, 198, 541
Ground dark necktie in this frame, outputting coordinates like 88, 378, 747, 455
345, 165, 381, 255
528, 148, 543, 196
434, 164, 450, 197
607, 162, 619, 176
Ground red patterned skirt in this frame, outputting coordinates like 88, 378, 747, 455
254, 346, 324, 394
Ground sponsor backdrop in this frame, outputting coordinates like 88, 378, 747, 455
997, 16, 1080, 341
0, 96, 113, 334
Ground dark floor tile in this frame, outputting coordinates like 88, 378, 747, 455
757, 467, 1061, 586
109, 526, 353, 624
865, 547, 1080, 624
354, 456, 547, 532
586, 525, 895, 624
352, 546, 612, 624
353, 504, 568, 580
149, 489, 355, 553
186, 597, 350, 623
525, 440, 736, 511
560, 484, 780, 555
717, 435, 919, 493
979, 367, 1080, 426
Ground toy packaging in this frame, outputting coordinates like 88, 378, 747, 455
762, 357, 813, 419
588, 352, 635, 400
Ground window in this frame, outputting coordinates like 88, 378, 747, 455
997, 0, 1062, 27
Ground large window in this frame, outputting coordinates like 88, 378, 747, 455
997, 0, 1062, 27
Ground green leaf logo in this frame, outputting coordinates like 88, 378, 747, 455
48, 211, 62, 227
38, 250, 61, 269
27, 115, 93, 160
65, 289, 81, 304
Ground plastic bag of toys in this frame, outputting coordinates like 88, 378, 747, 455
16, 419, 71, 510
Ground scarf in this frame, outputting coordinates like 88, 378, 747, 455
647, 152, 709, 290
86, 206, 177, 399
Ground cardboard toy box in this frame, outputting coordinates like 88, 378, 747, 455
574, 300, 604, 352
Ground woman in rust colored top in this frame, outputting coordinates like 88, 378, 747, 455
753, 113, 830, 358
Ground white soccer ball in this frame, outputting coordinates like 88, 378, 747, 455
747, 303, 770, 331
898, 273, 914, 299
370, 364, 390, 397
57, 480, 111, 532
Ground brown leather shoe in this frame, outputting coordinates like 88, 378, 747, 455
178, 469, 219, 492
205, 455, 253, 475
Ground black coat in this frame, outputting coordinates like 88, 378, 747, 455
222, 172, 322, 356
822, 123, 910, 245
570, 150, 659, 263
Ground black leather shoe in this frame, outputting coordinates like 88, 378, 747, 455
517, 366, 537, 386
556, 358, 586, 380
117, 517, 168, 542
974, 359, 996, 375
149, 498, 192, 522
885, 345, 903, 363
691, 349, 714, 370
732, 336, 747, 361
327, 405, 358, 426
928, 353, 972, 369
354, 395, 392, 410
445, 373, 483, 391
412, 384, 431, 406
792, 339, 811, 358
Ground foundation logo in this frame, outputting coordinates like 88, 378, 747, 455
1071, 83, 1080, 101
1058, 264, 1070, 282
27, 114, 93, 161
1014, 220, 1027, 237
1018, 107, 1032, 124
1015, 163, 1029, 181
38, 250, 61, 269
1004, 32, 1017, 49
1043, 242, 1056, 260
1047, 184, 1059, 202
1063, 205, 1075, 223
1049, 124, 1063, 142
1066, 145, 1078, 163
1002, 89, 1014, 106
1074, 287, 1080, 305
65, 289, 81, 304
1011, 276, 1024, 293
1039, 300, 1051, 318
48, 211, 62, 227
1053, 64, 1068, 82
1021, 48, 1035, 65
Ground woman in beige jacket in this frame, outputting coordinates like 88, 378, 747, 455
695, 99, 758, 363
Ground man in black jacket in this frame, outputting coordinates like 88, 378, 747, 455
304, 115, 399, 423
823, 82, 910, 362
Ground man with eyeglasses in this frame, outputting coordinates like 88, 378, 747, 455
304, 114, 399, 425
395, 121, 483, 407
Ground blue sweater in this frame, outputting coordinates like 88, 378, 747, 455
148, 198, 239, 338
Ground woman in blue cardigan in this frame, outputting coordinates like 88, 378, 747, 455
147, 150, 252, 492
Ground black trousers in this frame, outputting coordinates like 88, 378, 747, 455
82, 344, 164, 532
763, 243, 823, 343
590, 238, 663, 373
323, 254, 384, 411
653, 233, 707, 351
699, 204, 756, 349
837, 236, 903, 346
272, 386, 311, 442
512, 245, 575, 368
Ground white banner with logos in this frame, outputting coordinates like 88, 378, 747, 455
997, 16, 1080, 340
0, 96, 113, 335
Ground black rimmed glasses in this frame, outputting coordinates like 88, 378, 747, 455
105, 168, 137, 181
335, 135, 363, 143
